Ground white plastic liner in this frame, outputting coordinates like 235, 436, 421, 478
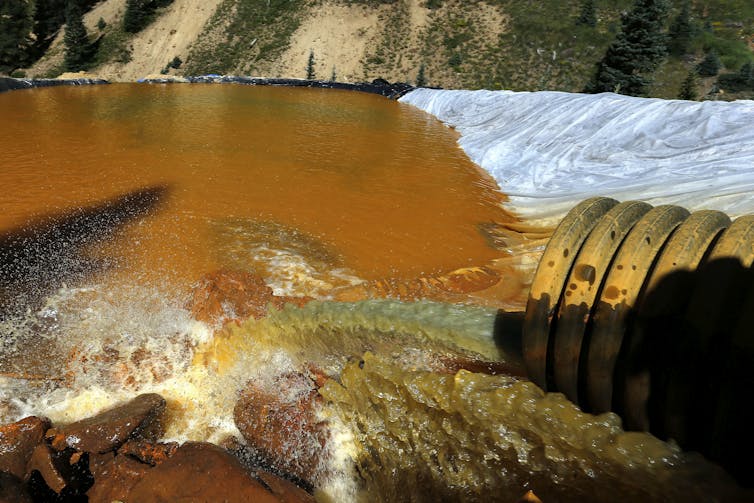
400, 89, 754, 224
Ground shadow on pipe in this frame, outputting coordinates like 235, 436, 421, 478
497, 257, 754, 487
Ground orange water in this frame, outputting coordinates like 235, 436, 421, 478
0, 84, 512, 295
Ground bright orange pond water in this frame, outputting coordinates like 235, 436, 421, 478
0, 84, 512, 296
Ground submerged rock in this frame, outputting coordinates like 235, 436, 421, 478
0, 416, 50, 479
47, 393, 166, 454
234, 372, 329, 486
188, 269, 311, 326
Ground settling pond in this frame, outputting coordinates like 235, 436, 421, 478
0, 84, 745, 501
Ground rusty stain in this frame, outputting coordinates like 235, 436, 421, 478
603, 285, 620, 300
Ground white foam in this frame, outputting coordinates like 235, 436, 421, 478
400, 89, 754, 224
249, 245, 364, 298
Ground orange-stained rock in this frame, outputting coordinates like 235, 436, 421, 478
118, 439, 178, 466
234, 372, 328, 485
128, 442, 309, 502
47, 393, 166, 454
0, 472, 32, 503
187, 269, 312, 326
0, 416, 50, 479
87, 452, 151, 503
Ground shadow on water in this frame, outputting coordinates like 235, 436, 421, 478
0, 185, 170, 317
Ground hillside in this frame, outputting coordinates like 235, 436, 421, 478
13, 0, 754, 98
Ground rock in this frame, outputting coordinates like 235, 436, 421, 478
187, 269, 311, 326
87, 452, 151, 503
234, 372, 328, 485
0, 416, 50, 479
26, 444, 68, 493
127, 442, 301, 502
0, 472, 32, 503
47, 393, 166, 453
118, 439, 178, 466
256, 471, 315, 503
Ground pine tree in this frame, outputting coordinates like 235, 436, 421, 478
124, 0, 149, 33
668, 1, 693, 56
717, 61, 754, 92
678, 69, 698, 100
31, 0, 71, 60
696, 50, 720, 77
306, 50, 315, 80
585, 0, 669, 96
0, 0, 33, 74
416, 63, 426, 87
63, 1, 90, 72
576, 0, 597, 28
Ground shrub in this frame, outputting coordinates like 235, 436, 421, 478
697, 50, 721, 76
717, 61, 754, 92
416, 63, 426, 87
678, 69, 698, 100
64, 2, 91, 72
576, 0, 596, 28
306, 50, 315, 79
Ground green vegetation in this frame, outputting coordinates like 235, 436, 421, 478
1, 0, 750, 101
362, 0, 411, 79
185, 0, 304, 76
0, 0, 33, 73
124, 0, 173, 33
416, 63, 426, 87
717, 61, 754, 92
677, 68, 698, 99
64, 1, 92, 72
585, 0, 669, 96
479, 0, 616, 92
160, 55, 182, 74
667, 1, 692, 55
576, 0, 597, 28
93, 26, 132, 66
306, 50, 315, 79
697, 50, 721, 76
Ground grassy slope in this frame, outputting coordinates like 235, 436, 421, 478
181, 0, 753, 98
29, 0, 753, 98
184, 0, 306, 76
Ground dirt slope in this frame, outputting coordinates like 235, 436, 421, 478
25, 0, 508, 87
27, 0, 223, 82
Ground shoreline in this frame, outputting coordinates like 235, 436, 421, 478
0, 75, 415, 99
